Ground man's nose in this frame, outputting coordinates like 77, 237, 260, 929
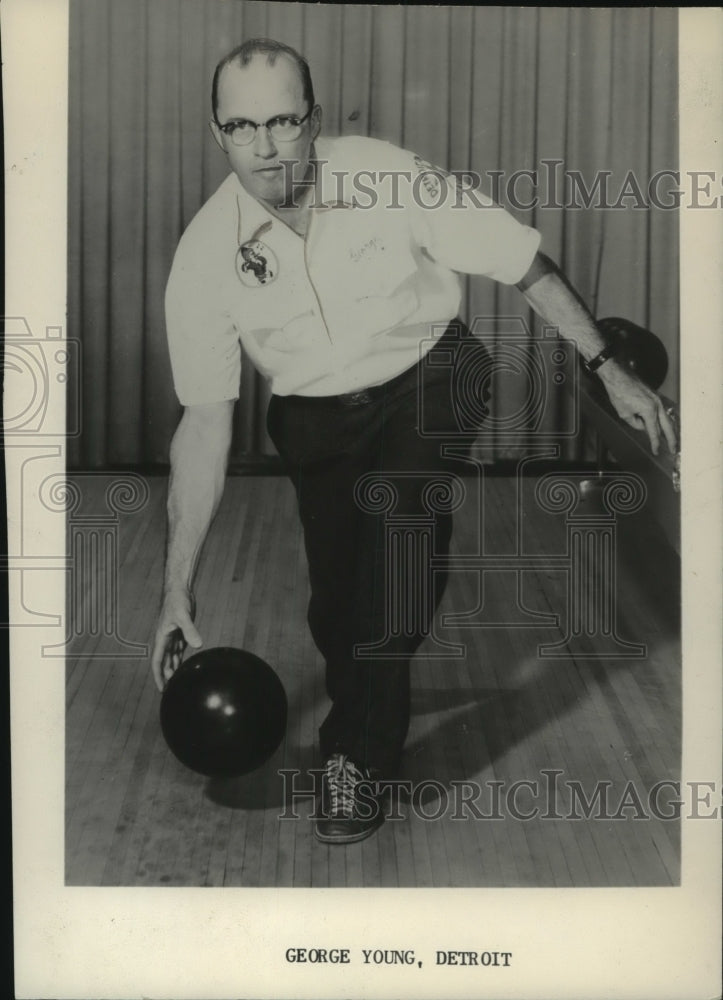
254, 125, 277, 158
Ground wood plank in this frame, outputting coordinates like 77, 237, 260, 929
65, 472, 681, 888
575, 376, 679, 552
66, 494, 168, 882
406, 659, 452, 888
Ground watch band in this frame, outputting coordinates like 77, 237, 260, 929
582, 342, 616, 375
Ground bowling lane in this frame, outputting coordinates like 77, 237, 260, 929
65, 472, 680, 887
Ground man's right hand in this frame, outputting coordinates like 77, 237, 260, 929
152, 400, 233, 691
151, 588, 203, 692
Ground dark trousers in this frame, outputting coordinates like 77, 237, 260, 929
266, 322, 490, 776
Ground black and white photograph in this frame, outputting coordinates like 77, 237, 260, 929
4, 2, 721, 998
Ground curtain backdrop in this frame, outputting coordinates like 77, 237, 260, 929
67, 1, 679, 468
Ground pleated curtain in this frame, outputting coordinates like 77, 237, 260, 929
67, 1, 679, 468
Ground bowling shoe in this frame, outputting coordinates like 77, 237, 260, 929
314, 753, 385, 844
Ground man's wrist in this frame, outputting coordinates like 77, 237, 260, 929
163, 582, 193, 601
582, 342, 616, 376
595, 357, 628, 386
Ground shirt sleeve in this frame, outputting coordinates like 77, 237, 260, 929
165, 229, 242, 407
403, 150, 542, 285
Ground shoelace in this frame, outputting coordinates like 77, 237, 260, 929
325, 754, 367, 818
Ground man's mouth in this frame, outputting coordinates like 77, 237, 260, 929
254, 166, 283, 174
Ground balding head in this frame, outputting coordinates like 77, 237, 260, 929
212, 38, 315, 122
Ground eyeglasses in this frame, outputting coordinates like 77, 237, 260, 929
216, 109, 313, 147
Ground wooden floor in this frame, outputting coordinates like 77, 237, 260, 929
65, 471, 681, 887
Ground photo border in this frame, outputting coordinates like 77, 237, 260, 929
4, 3, 721, 998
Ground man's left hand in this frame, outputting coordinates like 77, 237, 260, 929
597, 361, 677, 456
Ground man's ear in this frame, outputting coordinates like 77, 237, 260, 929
310, 105, 322, 142
209, 119, 227, 154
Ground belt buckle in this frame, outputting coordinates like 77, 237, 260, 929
340, 389, 372, 407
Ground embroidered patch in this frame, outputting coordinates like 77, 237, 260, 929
235, 240, 278, 287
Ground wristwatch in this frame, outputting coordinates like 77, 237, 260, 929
582, 342, 616, 375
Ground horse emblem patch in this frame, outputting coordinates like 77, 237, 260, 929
235, 240, 278, 287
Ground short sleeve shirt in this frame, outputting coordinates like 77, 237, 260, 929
165, 136, 541, 404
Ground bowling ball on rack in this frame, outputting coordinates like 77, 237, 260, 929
596, 317, 669, 390
160, 647, 287, 778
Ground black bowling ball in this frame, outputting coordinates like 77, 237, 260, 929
596, 317, 669, 390
160, 647, 287, 777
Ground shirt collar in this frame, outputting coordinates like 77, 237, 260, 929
230, 138, 355, 245
315, 138, 355, 209
231, 177, 277, 247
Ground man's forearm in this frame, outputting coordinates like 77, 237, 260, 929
516, 253, 613, 371
515, 253, 676, 455
163, 406, 232, 595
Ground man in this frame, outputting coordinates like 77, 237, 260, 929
152, 38, 676, 845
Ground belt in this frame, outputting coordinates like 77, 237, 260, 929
285, 322, 464, 409
336, 388, 378, 407
287, 360, 421, 409
336, 361, 418, 407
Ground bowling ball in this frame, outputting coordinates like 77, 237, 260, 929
160, 647, 287, 777
596, 317, 669, 390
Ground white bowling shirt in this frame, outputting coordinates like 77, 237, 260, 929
166, 135, 541, 403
